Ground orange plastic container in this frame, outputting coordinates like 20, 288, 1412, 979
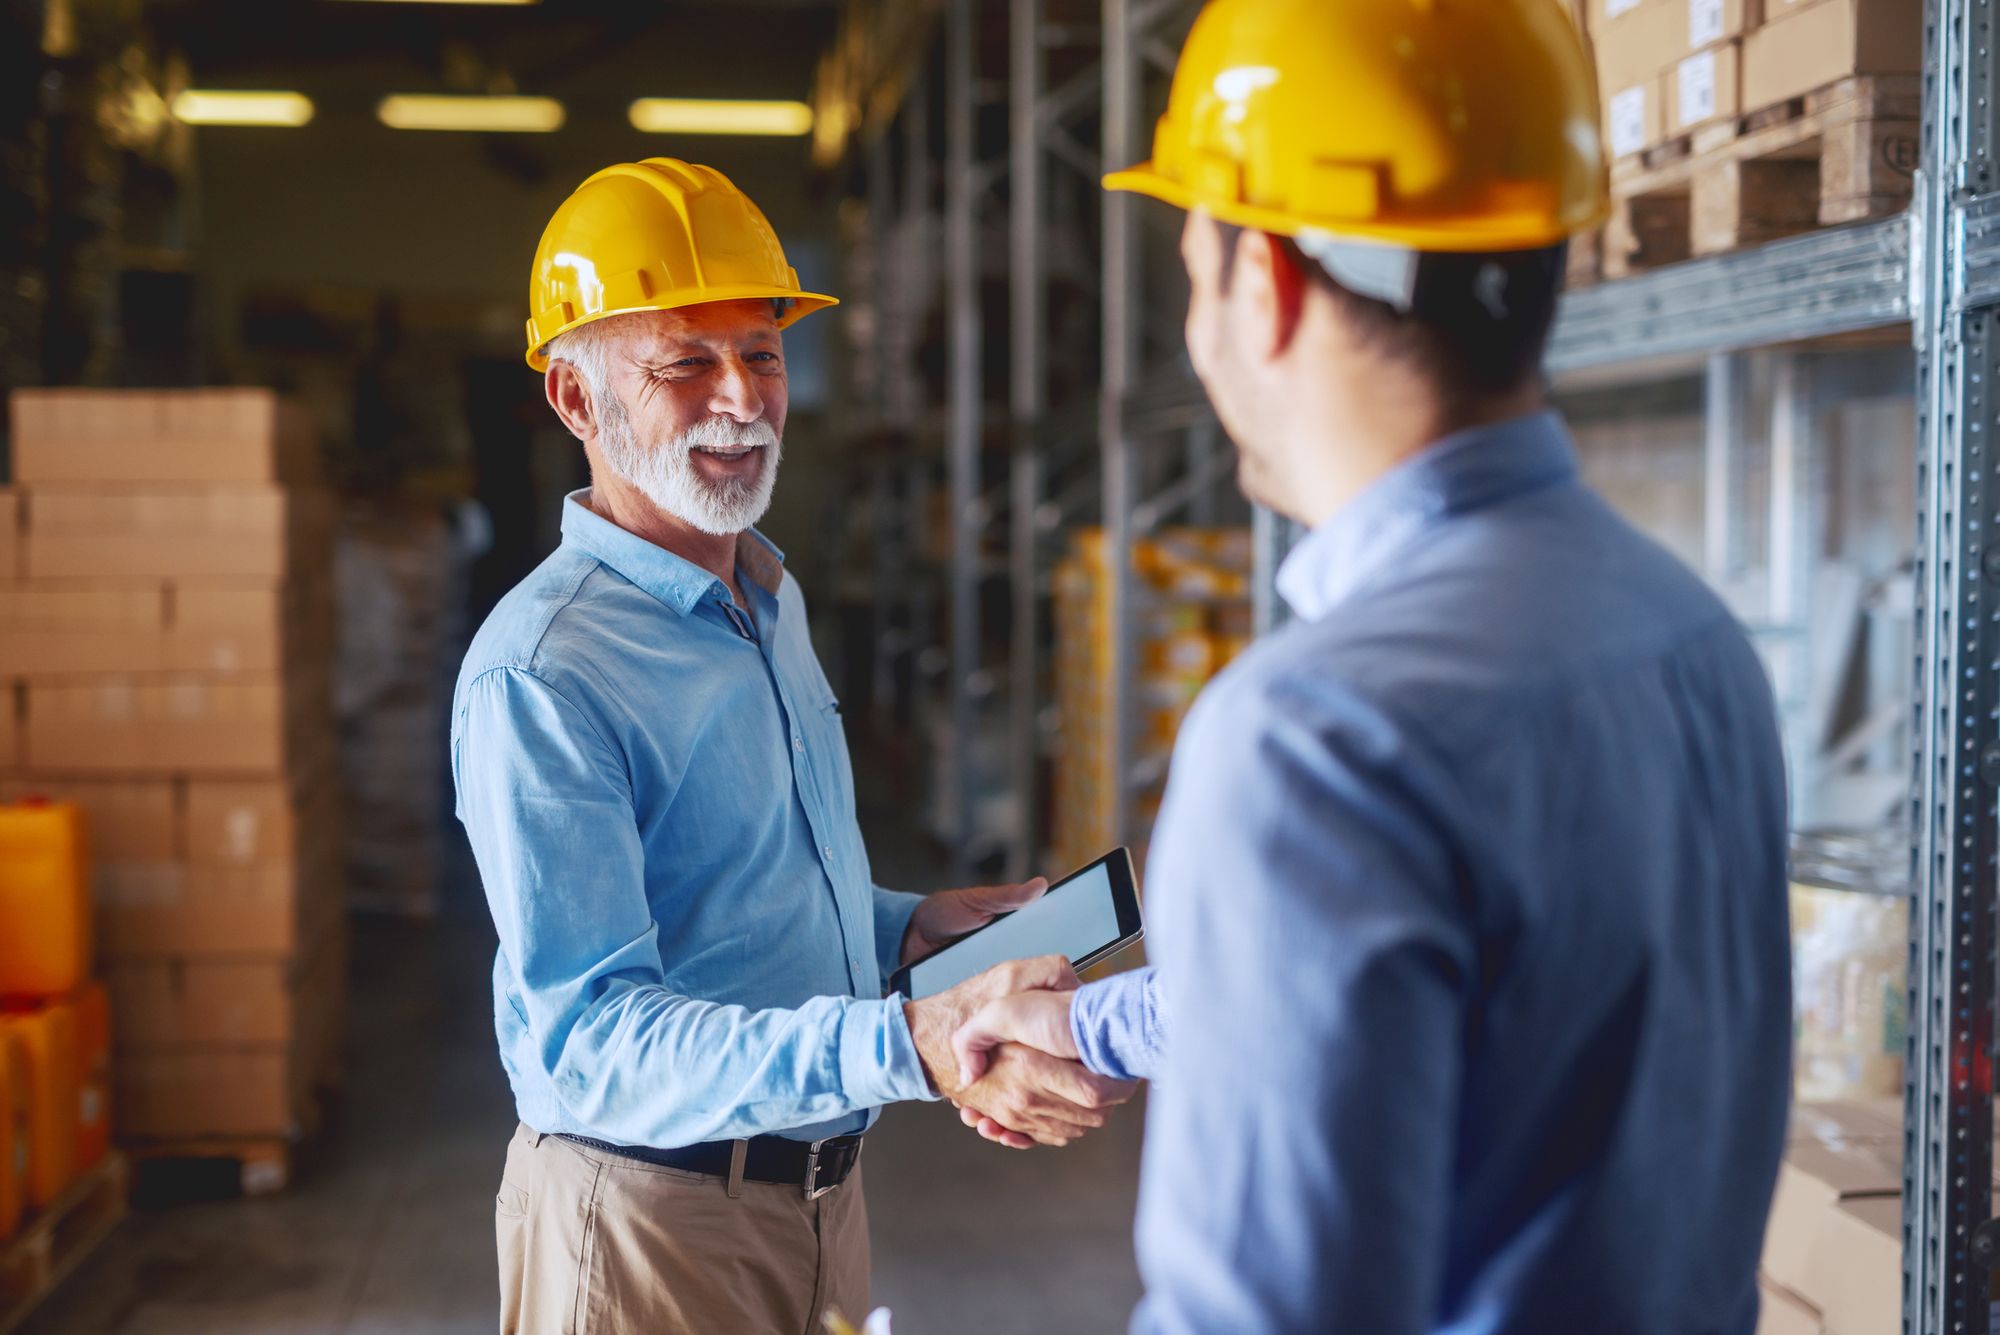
0, 1037, 21, 1240
71, 983, 111, 1174
2, 1003, 78, 1208
0, 801, 92, 998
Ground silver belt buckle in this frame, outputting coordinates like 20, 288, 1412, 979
803, 1139, 834, 1200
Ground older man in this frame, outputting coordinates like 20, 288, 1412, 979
454, 158, 1130, 1335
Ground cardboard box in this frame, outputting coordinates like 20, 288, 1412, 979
1605, 78, 1670, 159
96, 840, 342, 958
1808, 1196, 1903, 1335
24, 671, 330, 775
22, 487, 334, 582
0, 682, 16, 769
169, 581, 326, 675
1591, 0, 1759, 47
185, 771, 328, 866
0, 775, 178, 862
1755, 1279, 1820, 1335
9, 388, 317, 487
0, 582, 172, 675
1741, 0, 1922, 112
1594, 0, 1698, 89
108, 941, 342, 1047
1761, 1136, 1901, 1296
116, 1048, 313, 1139
1671, 43, 1744, 131
0, 488, 18, 580
0, 578, 324, 677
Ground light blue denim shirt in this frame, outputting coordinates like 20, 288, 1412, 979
1078, 412, 1792, 1334
452, 490, 934, 1148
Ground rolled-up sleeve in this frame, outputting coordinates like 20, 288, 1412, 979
1071, 966, 1166, 1081
455, 666, 935, 1147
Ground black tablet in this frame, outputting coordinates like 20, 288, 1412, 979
889, 847, 1144, 1000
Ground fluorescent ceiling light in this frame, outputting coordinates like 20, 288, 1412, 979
171, 90, 315, 127
377, 94, 563, 132
338, 1, 538, 5
628, 98, 814, 137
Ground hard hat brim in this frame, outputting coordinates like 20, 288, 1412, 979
526, 287, 839, 372
1103, 161, 1607, 255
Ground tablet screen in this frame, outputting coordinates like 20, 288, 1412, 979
903, 859, 1126, 997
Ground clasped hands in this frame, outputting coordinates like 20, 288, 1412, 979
901, 879, 1136, 1150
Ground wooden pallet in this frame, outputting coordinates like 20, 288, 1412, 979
125, 1135, 304, 1198
0, 1154, 130, 1335
1600, 74, 1919, 279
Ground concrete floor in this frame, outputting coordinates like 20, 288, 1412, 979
19, 821, 1146, 1334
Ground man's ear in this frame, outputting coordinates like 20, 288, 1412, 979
1232, 230, 1308, 361
546, 362, 596, 443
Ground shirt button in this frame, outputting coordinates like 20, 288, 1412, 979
823, 845, 835, 860
793, 736, 804, 752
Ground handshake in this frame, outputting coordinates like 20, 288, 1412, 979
903, 955, 1137, 1150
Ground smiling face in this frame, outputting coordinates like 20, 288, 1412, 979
552, 300, 791, 536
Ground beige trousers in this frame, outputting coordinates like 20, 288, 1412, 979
496, 1124, 871, 1335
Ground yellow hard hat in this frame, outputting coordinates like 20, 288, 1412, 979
525, 157, 838, 371
1103, 0, 1610, 253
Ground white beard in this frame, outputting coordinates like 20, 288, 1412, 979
595, 394, 783, 537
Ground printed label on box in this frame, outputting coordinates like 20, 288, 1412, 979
1610, 86, 1649, 157
1689, 0, 1725, 47
1678, 52, 1718, 127
1606, 0, 1642, 16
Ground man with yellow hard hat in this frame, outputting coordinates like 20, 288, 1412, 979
452, 158, 1132, 1334
953, 1, 1792, 1330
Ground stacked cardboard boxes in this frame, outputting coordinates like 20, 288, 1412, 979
1, 389, 345, 1147
1050, 527, 1253, 876
1586, 0, 1920, 160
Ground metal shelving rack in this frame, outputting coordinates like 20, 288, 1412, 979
823, 0, 1989, 1325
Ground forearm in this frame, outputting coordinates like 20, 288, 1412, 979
873, 884, 927, 983
1070, 965, 1166, 1082
540, 983, 937, 1146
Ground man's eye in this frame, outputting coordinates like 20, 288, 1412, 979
749, 352, 779, 363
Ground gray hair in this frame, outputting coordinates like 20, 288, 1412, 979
542, 315, 631, 400
543, 301, 791, 399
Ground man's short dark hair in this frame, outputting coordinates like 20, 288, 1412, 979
1213, 222, 1565, 414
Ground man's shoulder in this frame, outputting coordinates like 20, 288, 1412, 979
457, 547, 652, 698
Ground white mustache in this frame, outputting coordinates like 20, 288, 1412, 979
675, 417, 779, 452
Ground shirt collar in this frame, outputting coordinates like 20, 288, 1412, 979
1275, 409, 1578, 622
559, 488, 786, 616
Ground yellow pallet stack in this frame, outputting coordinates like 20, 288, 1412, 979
1050, 527, 1253, 877
1, 389, 345, 1153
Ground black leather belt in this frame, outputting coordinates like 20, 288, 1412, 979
559, 1132, 863, 1199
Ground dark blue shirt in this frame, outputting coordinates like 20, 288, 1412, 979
1094, 411, 1791, 1334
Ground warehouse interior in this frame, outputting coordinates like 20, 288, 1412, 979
0, 0, 1978, 1331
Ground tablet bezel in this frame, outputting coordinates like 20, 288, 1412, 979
888, 846, 1144, 1000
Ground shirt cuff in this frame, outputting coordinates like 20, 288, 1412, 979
1070, 967, 1165, 1082
839, 995, 941, 1108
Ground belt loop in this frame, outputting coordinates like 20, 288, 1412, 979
531, 1130, 547, 1148
725, 1139, 748, 1199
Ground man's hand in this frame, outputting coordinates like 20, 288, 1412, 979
952, 988, 1080, 1083
903, 954, 1078, 1102
952, 1044, 1135, 1149
951, 988, 1129, 1149
901, 877, 1050, 966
